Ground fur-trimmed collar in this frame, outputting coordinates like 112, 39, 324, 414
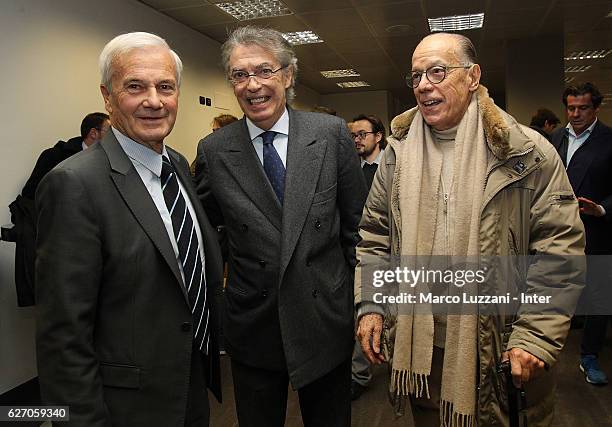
390, 85, 512, 160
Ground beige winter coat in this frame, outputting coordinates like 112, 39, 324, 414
355, 86, 585, 426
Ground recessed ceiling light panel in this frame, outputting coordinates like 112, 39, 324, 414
428, 13, 484, 32
564, 49, 611, 60
565, 65, 592, 73
282, 30, 323, 45
337, 81, 370, 88
213, 0, 292, 21
321, 69, 360, 78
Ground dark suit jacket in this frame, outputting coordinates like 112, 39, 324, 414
195, 108, 367, 389
35, 133, 222, 427
551, 120, 612, 254
8, 137, 84, 306
22, 136, 84, 200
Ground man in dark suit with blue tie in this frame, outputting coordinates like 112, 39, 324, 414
551, 82, 612, 386
36, 32, 222, 426
195, 25, 367, 427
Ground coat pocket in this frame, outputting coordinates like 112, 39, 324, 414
312, 183, 337, 205
100, 362, 141, 389
549, 191, 576, 205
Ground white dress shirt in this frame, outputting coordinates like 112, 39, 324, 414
245, 108, 289, 167
113, 128, 205, 286
566, 118, 598, 166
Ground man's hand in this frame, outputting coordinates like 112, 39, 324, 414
357, 313, 385, 365
502, 348, 546, 388
578, 197, 605, 217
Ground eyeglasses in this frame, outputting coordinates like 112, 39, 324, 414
351, 131, 375, 140
407, 64, 472, 88
229, 65, 288, 85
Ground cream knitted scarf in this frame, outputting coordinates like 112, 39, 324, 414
389, 93, 489, 427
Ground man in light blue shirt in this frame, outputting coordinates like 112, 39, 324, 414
551, 82, 612, 387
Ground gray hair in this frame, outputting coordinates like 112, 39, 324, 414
221, 26, 298, 101
99, 32, 183, 91
420, 32, 477, 64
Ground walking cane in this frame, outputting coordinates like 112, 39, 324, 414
497, 360, 528, 427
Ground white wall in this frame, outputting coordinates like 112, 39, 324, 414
0, 0, 247, 394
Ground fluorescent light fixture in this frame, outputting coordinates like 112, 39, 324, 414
564, 49, 611, 60
565, 65, 592, 73
281, 30, 323, 45
320, 69, 361, 78
213, 0, 292, 21
564, 76, 575, 84
337, 81, 370, 88
607, 10, 612, 18
428, 13, 484, 32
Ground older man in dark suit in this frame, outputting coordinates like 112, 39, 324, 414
551, 82, 612, 386
194, 26, 367, 427
36, 32, 222, 426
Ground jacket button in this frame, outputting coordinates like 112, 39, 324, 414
535, 157, 541, 162
312, 289, 318, 298
261, 289, 268, 297
240, 224, 248, 232
259, 260, 266, 268
306, 260, 311, 267
314, 219, 321, 230
181, 322, 191, 332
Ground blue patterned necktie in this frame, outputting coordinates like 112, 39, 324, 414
160, 155, 209, 354
261, 131, 285, 205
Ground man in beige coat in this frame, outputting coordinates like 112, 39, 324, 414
355, 32, 585, 426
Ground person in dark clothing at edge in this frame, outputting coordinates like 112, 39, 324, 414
5, 112, 110, 307
21, 112, 110, 199
529, 108, 560, 142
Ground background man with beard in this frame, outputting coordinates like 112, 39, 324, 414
195, 25, 366, 426
551, 82, 612, 386
349, 113, 386, 401
351, 114, 386, 191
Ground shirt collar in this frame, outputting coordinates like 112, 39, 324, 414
112, 127, 167, 177
361, 149, 384, 166
566, 118, 598, 139
245, 107, 289, 141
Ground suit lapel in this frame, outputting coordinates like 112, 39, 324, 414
553, 131, 569, 168
218, 120, 282, 231
101, 136, 188, 305
280, 109, 326, 275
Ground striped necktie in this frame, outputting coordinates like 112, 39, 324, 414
161, 155, 209, 354
261, 131, 285, 205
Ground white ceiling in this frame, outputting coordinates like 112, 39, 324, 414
139, 0, 612, 109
